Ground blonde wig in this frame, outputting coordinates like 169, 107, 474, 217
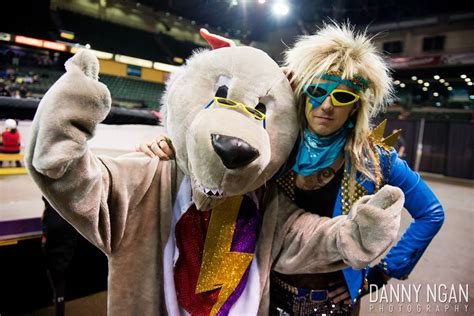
283, 22, 394, 183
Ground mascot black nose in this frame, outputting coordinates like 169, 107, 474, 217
211, 134, 259, 169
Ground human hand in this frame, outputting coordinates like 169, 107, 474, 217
135, 135, 175, 160
328, 281, 352, 305
381, 270, 392, 282
280, 67, 296, 91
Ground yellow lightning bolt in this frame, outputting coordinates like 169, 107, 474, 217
195, 195, 254, 316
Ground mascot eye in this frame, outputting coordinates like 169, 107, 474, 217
215, 85, 228, 98
255, 102, 266, 115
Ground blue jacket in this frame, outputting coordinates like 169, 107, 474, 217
335, 144, 445, 302
275, 141, 445, 303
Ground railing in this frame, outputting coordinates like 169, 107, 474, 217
0, 96, 161, 125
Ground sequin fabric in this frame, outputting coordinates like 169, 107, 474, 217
174, 204, 218, 315
174, 195, 261, 316
220, 195, 261, 315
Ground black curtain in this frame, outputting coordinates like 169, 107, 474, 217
445, 122, 474, 179
386, 119, 418, 168
419, 121, 449, 175
385, 118, 473, 179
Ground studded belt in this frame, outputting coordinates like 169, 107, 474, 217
271, 273, 329, 303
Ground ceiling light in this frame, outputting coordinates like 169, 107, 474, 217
394, 80, 400, 85
399, 83, 406, 88
465, 78, 471, 82
439, 79, 445, 83
272, 2, 290, 16
115, 54, 153, 68
468, 82, 473, 86
422, 87, 428, 91
447, 87, 453, 91
460, 74, 467, 79
411, 76, 417, 80
433, 92, 439, 97
424, 82, 430, 87
417, 79, 423, 84
444, 82, 449, 86
433, 75, 440, 80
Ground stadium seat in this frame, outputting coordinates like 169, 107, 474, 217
17, 67, 165, 110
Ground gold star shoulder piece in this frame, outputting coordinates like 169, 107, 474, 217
369, 119, 402, 151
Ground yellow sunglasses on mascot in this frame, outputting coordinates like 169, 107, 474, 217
304, 83, 360, 109
212, 97, 267, 121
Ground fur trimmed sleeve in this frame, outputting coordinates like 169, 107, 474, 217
25, 50, 161, 255
271, 185, 404, 273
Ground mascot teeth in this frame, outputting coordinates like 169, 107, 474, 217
194, 178, 226, 198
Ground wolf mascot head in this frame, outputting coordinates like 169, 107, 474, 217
163, 29, 298, 210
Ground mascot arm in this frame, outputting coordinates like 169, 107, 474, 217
26, 50, 160, 254
273, 185, 404, 273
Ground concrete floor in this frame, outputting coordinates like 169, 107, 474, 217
0, 149, 127, 223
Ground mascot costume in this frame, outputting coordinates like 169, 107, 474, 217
26, 29, 404, 315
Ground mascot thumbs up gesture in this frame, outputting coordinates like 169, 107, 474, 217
26, 28, 404, 315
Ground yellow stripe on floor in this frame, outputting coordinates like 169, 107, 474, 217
0, 167, 27, 175
0, 234, 41, 247
0, 153, 24, 161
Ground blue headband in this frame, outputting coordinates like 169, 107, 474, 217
319, 73, 369, 92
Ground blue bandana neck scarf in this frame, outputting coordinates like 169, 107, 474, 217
292, 122, 353, 176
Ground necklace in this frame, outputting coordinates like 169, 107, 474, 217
295, 154, 344, 190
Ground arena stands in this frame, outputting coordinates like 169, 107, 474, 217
0, 64, 165, 110
100, 74, 165, 109
57, 9, 203, 64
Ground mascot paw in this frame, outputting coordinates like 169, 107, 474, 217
65, 49, 100, 81
339, 185, 404, 268
349, 185, 405, 228
31, 49, 111, 180
365, 185, 404, 212
352, 185, 404, 246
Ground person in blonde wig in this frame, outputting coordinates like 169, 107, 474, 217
136, 23, 444, 315
267, 23, 444, 315
284, 23, 393, 184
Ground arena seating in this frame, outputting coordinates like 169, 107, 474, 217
15, 67, 165, 109
18, 67, 62, 95
100, 74, 165, 109
57, 10, 203, 63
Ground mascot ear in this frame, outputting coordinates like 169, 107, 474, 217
200, 28, 236, 49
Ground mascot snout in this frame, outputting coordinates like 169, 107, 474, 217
211, 134, 259, 169
185, 107, 271, 208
